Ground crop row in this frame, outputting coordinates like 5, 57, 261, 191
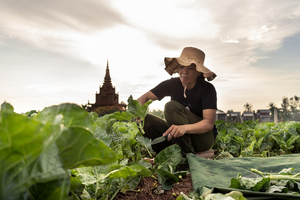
1, 97, 300, 200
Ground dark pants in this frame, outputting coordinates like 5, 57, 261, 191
144, 100, 215, 156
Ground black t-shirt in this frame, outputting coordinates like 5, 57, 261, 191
151, 76, 218, 138
150, 76, 217, 118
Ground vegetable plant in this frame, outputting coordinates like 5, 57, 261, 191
153, 144, 187, 190
0, 102, 116, 200
3, 96, 300, 200
230, 168, 300, 195
214, 120, 300, 157
68, 96, 187, 199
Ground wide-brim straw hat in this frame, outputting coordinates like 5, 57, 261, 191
164, 47, 217, 81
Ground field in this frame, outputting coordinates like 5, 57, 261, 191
1, 96, 300, 200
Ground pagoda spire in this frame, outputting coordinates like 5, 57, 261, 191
88, 59, 121, 111
103, 59, 112, 87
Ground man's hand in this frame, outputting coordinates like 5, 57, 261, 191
163, 125, 186, 140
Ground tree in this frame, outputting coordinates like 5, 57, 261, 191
120, 101, 127, 109
244, 103, 253, 112
227, 109, 234, 113
289, 95, 299, 111
226, 109, 234, 121
268, 102, 277, 121
280, 96, 290, 121
95, 104, 125, 117
275, 95, 300, 122
148, 109, 165, 119
81, 104, 91, 112
289, 95, 300, 121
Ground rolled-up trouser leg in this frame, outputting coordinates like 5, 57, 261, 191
164, 100, 214, 156
143, 114, 172, 154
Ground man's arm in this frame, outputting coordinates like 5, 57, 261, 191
137, 91, 158, 105
185, 109, 216, 133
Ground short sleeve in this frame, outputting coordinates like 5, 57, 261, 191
150, 78, 176, 100
201, 83, 217, 110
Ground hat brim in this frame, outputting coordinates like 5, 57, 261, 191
164, 57, 217, 81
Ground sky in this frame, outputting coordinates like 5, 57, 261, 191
1, 0, 300, 114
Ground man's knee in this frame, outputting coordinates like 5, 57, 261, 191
164, 100, 188, 125
164, 100, 183, 114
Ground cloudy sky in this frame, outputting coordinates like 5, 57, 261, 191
1, 0, 300, 113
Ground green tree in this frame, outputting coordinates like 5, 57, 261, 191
227, 109, 234, 121
289, 95, 299, 111
95, 104, 125, 117
81, 104, 91, 112
244, 102, 253, 112
268, 102, 277, 121
148, 109, 165, 119
289, 95, 300, 121
120, 100, 127, 109
227, 109, 234, 113
280, 96, 290, 121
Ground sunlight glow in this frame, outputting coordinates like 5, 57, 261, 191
112, 0, 219, 39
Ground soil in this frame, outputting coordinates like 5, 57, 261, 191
114, 152, 215, 200
114, 174, 193, 200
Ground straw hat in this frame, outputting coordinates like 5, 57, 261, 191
164, 47, 217, 81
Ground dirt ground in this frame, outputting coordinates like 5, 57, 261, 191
114, 151, 215, 200
114, 174, 193, 200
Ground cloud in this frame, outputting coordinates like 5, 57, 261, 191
2, 0, 299, 72
138, 1, 300, 72
0, 0, 127, 59
1, 0, 300, 113
0, 0, 125, 32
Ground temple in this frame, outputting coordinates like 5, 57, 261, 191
89, 60, 120, 112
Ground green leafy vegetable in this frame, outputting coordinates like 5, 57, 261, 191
154, 144, 187, 190
214, 120, 300, 157
0, 102, 116, 200
230, 168, 300, 195
204, 191, 247, 200
67, 95, 155, 199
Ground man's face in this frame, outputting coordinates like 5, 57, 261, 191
178, 64, 199, 87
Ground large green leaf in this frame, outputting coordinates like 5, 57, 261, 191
153, 144, 183, 190
130, 164, 152, 177
154, 144, 182, 170
0, 102, 117, 200
28, 175, 70, 200
112, 122, 139, 141
0, 104, 63, 199
127, 95, 152, 119
94, 126, 112, 147
110, 111, 132, 122
35, 103, 97, 132
230, 175, 270, 192
108, 166, 137, 179
34, 103, 117, 168
56, 126, 117, 169
270, 132, 288, 150
156, 168, 179, 190
96, 114, 117, 135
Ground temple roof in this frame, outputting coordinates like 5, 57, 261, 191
103, 59, 112, 87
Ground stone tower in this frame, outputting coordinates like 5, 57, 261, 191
89, 60, 119, 112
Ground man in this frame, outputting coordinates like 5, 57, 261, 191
138, 47, 218, 156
